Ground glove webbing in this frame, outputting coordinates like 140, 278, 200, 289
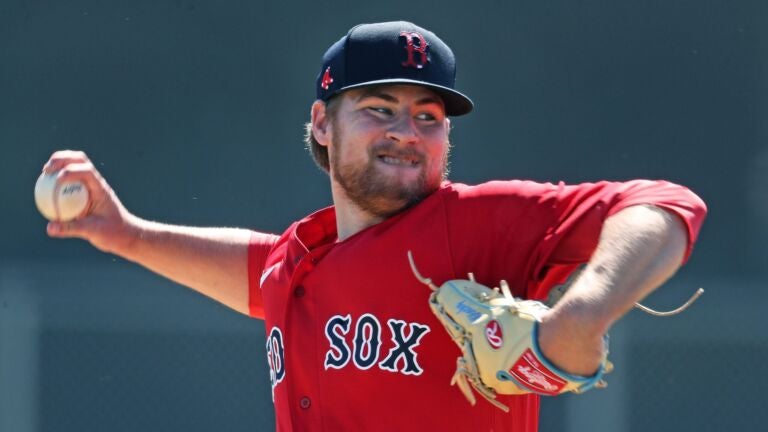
429, 292, 511, 412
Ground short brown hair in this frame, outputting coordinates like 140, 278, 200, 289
304, 97, 341, 173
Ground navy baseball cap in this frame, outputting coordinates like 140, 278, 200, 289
315, 21, 474, 116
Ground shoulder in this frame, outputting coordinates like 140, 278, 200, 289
433, 180, 567, 235
438, 179, 564, 201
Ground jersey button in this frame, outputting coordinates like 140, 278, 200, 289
299, 396, 311, 409
294, 286, 305, 298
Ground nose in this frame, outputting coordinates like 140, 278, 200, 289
385, 116, 419, 145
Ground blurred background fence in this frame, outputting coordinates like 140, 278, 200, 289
1, 1, 766, 431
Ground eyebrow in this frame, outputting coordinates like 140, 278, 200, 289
356, 89, 443, 107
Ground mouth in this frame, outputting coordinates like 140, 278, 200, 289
376, 153, 421, 167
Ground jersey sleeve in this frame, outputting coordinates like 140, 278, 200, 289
247, 231, 280, 319
544, 179, 706, 265
532, 179, 706, 300
442, 180, 707, 300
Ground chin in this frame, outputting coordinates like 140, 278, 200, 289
332, 155, 443, 217
381, 181, 441, 216
368, 196, 420, 219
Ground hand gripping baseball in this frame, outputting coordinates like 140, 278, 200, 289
407, 252, 612, 412
42, 150, 137, 254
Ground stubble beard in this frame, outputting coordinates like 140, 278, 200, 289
331, 138, 448, 219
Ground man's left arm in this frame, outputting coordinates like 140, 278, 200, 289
537, 204, 689, 376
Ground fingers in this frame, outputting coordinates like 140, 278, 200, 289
43, 150, 91, 174
42, 151, 111, 208
54, 161, 107, 203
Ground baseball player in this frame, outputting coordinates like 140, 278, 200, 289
43, 21, 707, 432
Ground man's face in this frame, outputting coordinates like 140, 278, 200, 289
327, 85, 450, 218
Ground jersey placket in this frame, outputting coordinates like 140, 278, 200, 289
284, 240, 335, 430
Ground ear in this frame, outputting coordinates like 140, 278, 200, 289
311, 100, 332, 147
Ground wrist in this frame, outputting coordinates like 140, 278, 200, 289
550, 297, 613, 337
108, 211, 146, 258
538, 305, 608, 376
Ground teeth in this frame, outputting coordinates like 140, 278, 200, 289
381, 156, 417, 166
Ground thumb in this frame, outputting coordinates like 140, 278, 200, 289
47, 219, 89, 239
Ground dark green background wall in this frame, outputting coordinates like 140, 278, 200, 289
1, 1, 766, 431
3, 0, 767, 276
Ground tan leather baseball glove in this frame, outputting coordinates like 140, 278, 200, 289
407, 252, 611, 412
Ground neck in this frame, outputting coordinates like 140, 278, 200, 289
331, 182, 385, 241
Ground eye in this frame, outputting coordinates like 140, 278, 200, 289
368, 107, 393, 115
416, 112, 437, 121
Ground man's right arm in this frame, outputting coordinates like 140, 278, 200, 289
43, 150, 273, 317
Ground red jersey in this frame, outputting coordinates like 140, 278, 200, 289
247, 180, 706, 432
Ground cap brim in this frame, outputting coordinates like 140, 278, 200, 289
334, 79, 474, 116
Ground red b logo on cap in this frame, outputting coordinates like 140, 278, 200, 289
400, 31, 429, 69
321, 67, 334, 90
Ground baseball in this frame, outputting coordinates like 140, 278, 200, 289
34, 172, 90, 221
